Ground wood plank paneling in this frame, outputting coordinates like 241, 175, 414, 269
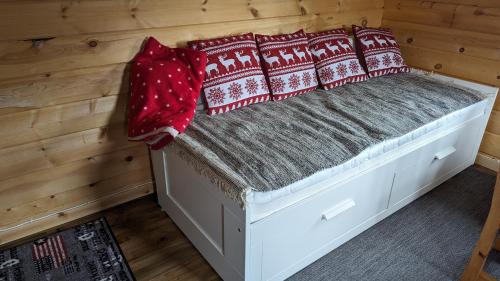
453, 6, 500, 35
0, 146, 149, 209
383, 0, 457, 27
480, 132, 500, 159
0, 169, 151, 227
486, 110, 500, 135
387, 21, 500, 61
0, 64, 128, 109
399, 45, 499, 86
0, 0, 303, 40
0, 125, 135, 180
384, 0, 500, 35
0, 9, 382, 81
0, 182, 153, 246
300, 0, 384, 14
0, 0, 384, 245
421, 0, 500, 7
0, 95, 126, 149
382, 0, 500, 161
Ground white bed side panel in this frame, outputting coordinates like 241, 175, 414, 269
151, 148, 246, 280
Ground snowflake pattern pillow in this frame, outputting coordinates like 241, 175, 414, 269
255, 30, 318, 100
352, 25, 410, 77
189, 33, 270, 115
307, 29, 368, 90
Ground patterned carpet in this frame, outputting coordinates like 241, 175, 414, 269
0, 217, 134, 281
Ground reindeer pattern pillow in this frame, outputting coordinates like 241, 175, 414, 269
352, 25, 410, 77
307, 29, 368, 90
189, 33, 270, 115
256, 30, 318, 100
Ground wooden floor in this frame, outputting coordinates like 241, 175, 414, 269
104, 195, 221, 280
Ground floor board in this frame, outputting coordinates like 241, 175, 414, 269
108, 195, 221, 281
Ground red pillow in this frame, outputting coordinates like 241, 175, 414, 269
352, 25, 410, 77
307, 29, 368, 90
255, 30, 318, 100
189, 33, 270, 115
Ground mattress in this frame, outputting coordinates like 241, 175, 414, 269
246, 98, 487, 204
173, 72, 487, 206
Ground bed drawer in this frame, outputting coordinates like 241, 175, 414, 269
389, 115, 483, 207
252, 163, 395, 281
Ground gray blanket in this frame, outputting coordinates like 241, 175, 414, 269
173, 73, 486, 206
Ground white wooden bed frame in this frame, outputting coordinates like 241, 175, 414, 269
151, 70, 498, 281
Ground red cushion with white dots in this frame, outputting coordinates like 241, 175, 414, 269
307, 29, 368, 90
255, 30, 318, 100
352, 25, 410, 77
188, 33, 271, 115
127, 37, 207, 150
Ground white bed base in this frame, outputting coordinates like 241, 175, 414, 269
151, 71, 498, 281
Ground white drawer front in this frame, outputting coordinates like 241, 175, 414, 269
389, 115, 482, 206
253, 163, 395, 280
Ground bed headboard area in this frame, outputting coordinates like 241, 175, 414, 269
0, 0, 384, 244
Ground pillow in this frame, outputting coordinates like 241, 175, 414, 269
352, 25, 410, 77
189, 33, 270, 115
307, 29, 368, 90
128, 37, 207, 149
255, 30, 318, 100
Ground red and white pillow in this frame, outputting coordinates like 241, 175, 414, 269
307, 29, 368, 90
255, 30, 318, 100
189, 33, 270, 115
352, 25, 410, 77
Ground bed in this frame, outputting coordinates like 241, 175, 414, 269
151, 69, 498, 281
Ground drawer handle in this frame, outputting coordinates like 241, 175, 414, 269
321, 199, 356, 221
434, 146, 456, 160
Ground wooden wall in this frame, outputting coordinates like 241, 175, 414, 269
0, 0, 384, 245
382, 0, 500, 162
